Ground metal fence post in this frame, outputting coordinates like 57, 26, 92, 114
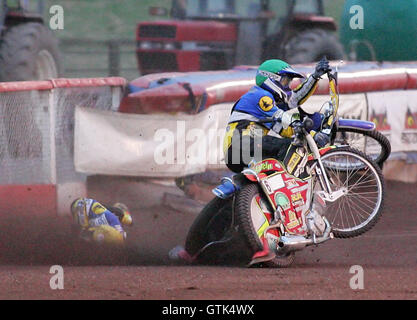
108, 40, 121, 77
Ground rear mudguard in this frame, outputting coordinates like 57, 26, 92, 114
337, 118, 376, 131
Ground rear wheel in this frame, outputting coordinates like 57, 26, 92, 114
314, 147, 385, 238
234, 183, 295, 268
185, 197, 250, 264
185, 197, 231, 256
332, 128, 391, 167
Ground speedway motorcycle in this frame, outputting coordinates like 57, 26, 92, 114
184, 68, 385, 267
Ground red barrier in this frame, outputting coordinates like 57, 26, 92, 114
313, 69, 410, 95
120, 63, 417, 115
51, 77, 126, 88
406, 69, 417, 89
0, 77, 126, 92
0, 80, 53, 92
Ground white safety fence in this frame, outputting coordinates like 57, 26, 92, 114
0, 89, 52, 185
0, 78, 126, 216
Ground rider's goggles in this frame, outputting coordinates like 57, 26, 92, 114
279, 76, 292, 87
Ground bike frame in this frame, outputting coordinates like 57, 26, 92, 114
313, 71, 339, 196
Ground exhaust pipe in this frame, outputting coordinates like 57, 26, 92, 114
277, 235, 312, 253
277, 217, 333, 254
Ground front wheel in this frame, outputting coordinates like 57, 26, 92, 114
332, 128, 391, 167
314, 147, 385, 238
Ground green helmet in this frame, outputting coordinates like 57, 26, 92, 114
256, 59, 304, 101
256, 59, 304, 85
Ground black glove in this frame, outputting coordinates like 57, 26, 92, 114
314, 131, 330, 148
313, 57, 331, 79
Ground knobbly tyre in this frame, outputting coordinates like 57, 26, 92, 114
173, 68, 385, 267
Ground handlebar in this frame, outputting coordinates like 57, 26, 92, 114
327, 69, 337, 82
292, 116, 314, 135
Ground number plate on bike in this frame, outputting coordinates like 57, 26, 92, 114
261, 173, 285, 194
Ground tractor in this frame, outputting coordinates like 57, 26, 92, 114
0, 0, 61, 81
136, 0, 345, 74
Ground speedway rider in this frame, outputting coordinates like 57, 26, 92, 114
219, 58, 332, 263
223, 58, 331, 173
170, 58, 333, 264
70, 198, 133, 246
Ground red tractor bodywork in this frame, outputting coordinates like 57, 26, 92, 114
137, 20, 237, 74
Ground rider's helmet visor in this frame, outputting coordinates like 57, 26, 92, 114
280, 75, 292, 87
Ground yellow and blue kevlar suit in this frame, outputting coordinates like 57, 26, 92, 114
223, 76, 319, 173
71, 198, 126, 246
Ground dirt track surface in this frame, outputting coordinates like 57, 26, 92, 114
0, 178, 416, 300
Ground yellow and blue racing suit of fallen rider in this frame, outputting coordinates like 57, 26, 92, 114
71, 198, 126, 246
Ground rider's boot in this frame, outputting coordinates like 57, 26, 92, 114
248, 237, 276, 266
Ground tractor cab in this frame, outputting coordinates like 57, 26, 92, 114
137, 0, 343, 74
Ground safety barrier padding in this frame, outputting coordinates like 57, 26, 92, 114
119, 62, 417, 114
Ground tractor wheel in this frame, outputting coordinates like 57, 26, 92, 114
0, 22, 61, 81
284, 28, 345, 64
